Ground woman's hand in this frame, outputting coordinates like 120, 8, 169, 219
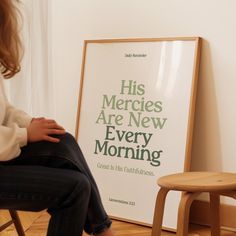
27, 117, 66, 143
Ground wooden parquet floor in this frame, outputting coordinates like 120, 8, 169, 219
0, 210, 236, 235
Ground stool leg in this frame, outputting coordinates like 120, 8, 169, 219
9, 210, 26, 236
151, 188, 169, 236
176, 192, 200, 236
209, 193, 220, 236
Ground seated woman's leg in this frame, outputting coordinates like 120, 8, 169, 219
5, 133, 112, 235
0, 164, 91, 236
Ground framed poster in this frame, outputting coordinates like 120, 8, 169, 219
75, 37, 201, 229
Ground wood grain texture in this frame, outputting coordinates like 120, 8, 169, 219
0, 210, 236, 235
158, 172, 236, 192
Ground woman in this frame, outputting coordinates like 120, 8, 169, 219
0, 1, 115, 235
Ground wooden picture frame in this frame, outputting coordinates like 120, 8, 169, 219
75, 37, 201, 229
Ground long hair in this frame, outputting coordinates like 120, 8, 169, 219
0, 0, 22, 79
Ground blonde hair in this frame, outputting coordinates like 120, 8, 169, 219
0, 0, 22, 79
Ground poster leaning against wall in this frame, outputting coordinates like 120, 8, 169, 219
75, 37, 201, 229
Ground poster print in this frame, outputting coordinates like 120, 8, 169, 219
75, 38, 201, 229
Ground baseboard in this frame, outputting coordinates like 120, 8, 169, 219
190, 200, 236, 230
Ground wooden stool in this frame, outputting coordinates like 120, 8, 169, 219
0, 210, 25, 236
151, 172, 236, 236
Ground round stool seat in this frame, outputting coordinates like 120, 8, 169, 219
158, 171, 236, 192
152, 171, 236, 236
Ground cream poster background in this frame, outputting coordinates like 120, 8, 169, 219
76, 38, 200, 228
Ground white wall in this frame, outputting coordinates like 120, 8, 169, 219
51, 0, 236, 176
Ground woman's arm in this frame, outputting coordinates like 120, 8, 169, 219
0, 79, 65, 160
0, 117, 66, 162
0, 124, 27, 161
1, 103, 66, 161
4, 101, 32, 128
0, 99, 31, 161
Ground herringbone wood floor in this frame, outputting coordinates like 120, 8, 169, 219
0, 210, 236, 235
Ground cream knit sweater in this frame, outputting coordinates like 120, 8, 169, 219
0, 74, 32, 161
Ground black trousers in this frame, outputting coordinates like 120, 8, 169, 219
0, 133, 111, 236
